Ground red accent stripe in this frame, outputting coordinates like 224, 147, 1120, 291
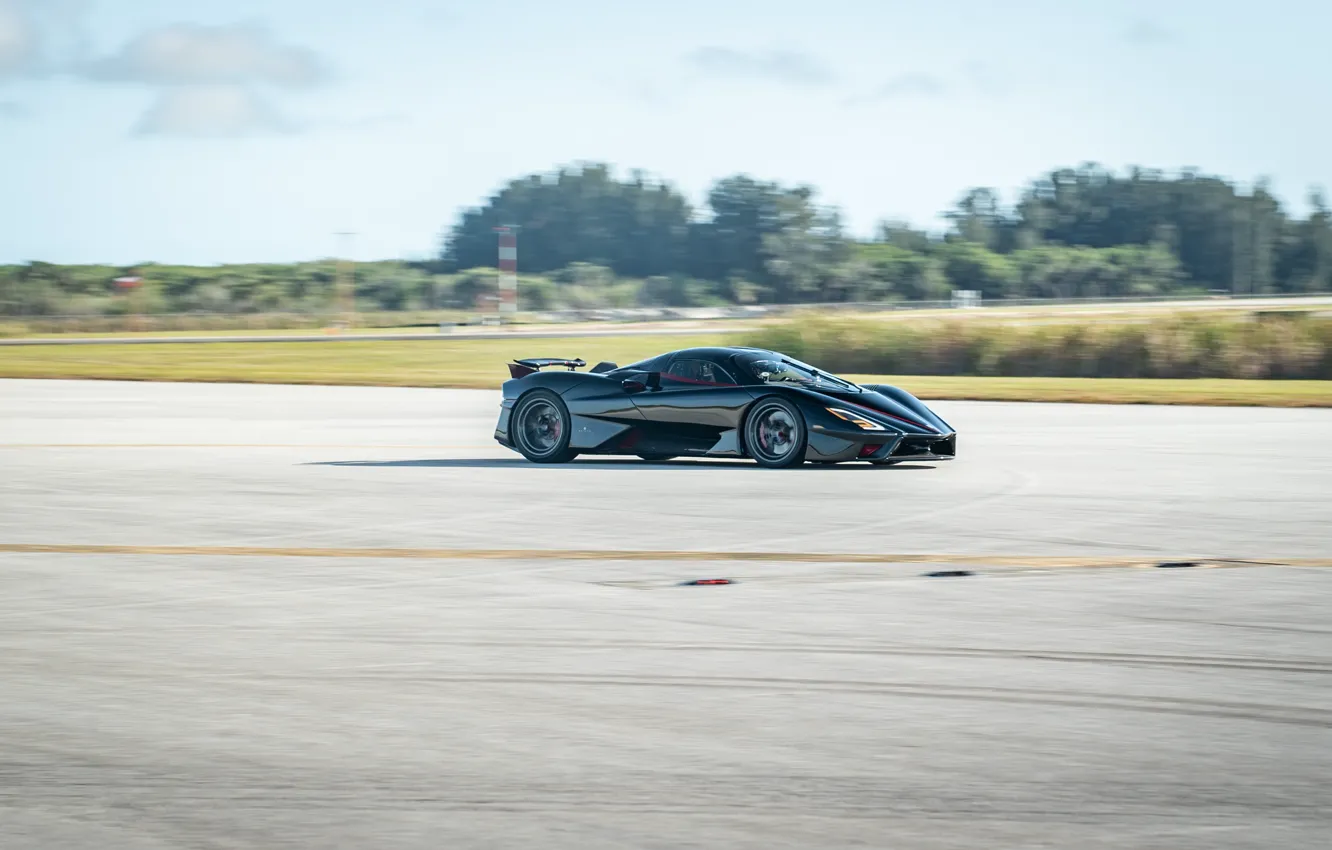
617, 429, 642, 449
662, 375, 737, 387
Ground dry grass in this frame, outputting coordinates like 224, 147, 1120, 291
0, 336, 717, 389
747, 312, 1332, 380
845, 375, 1332, 407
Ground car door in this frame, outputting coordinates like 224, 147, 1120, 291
629, 357, 752, 430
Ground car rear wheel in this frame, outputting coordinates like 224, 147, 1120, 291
512, 390, 578, 464
744, 397, 807, 469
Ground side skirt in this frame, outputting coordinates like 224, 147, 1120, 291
704, 429, 743, 457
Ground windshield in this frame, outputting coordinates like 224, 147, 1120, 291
740, 354, 860, 391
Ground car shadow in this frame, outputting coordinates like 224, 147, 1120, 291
306, 457, 938, 471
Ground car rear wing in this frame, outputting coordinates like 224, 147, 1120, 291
508, 357, 586, 379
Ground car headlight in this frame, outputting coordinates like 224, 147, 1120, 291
827, 408, 886, 430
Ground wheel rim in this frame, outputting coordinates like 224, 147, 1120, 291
753, 405, 798, 460
517, 400, 563, 456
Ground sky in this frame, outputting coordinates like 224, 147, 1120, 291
1, 0, 1329, 266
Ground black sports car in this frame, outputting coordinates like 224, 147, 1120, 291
493, 346, 956, 468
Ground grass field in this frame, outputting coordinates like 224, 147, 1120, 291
0, 335, 715, 389
840, 375, 1332, 406
3, 334, 1330, 407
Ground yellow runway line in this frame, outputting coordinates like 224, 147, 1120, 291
0, 544, 1327, 568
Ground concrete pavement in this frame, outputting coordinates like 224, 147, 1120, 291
1, 379, 1329, 849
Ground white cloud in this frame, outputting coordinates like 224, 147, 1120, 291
685, 47, 834, 87
0, 0, 34, 76
0, 0, 88, 78
133, 85, 294, 137
3, 10, 350, 139
84, 23, 327, 88
74, 22, 329, 138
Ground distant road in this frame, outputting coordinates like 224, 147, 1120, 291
3, 294, 1329, 346
0, 325, 753, 347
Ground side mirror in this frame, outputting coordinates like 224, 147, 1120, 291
622, 372, 660, 393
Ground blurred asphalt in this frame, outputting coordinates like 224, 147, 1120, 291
1, 379, 1329, 849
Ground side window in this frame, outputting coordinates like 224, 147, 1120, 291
664, 359, 736, 386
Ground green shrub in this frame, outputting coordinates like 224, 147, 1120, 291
742, 312, 1332, 380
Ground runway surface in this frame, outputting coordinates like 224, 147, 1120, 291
2, 379, 1330, 849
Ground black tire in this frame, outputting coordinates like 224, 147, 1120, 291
511, 390, 578, 464
637, 454, 677, 462
743, 397, 808, 469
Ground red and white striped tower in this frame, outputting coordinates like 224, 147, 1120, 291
494, 225, 519, 317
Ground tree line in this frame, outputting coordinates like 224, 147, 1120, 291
441, 162, 1332, 302
3, 162, 1329, 318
